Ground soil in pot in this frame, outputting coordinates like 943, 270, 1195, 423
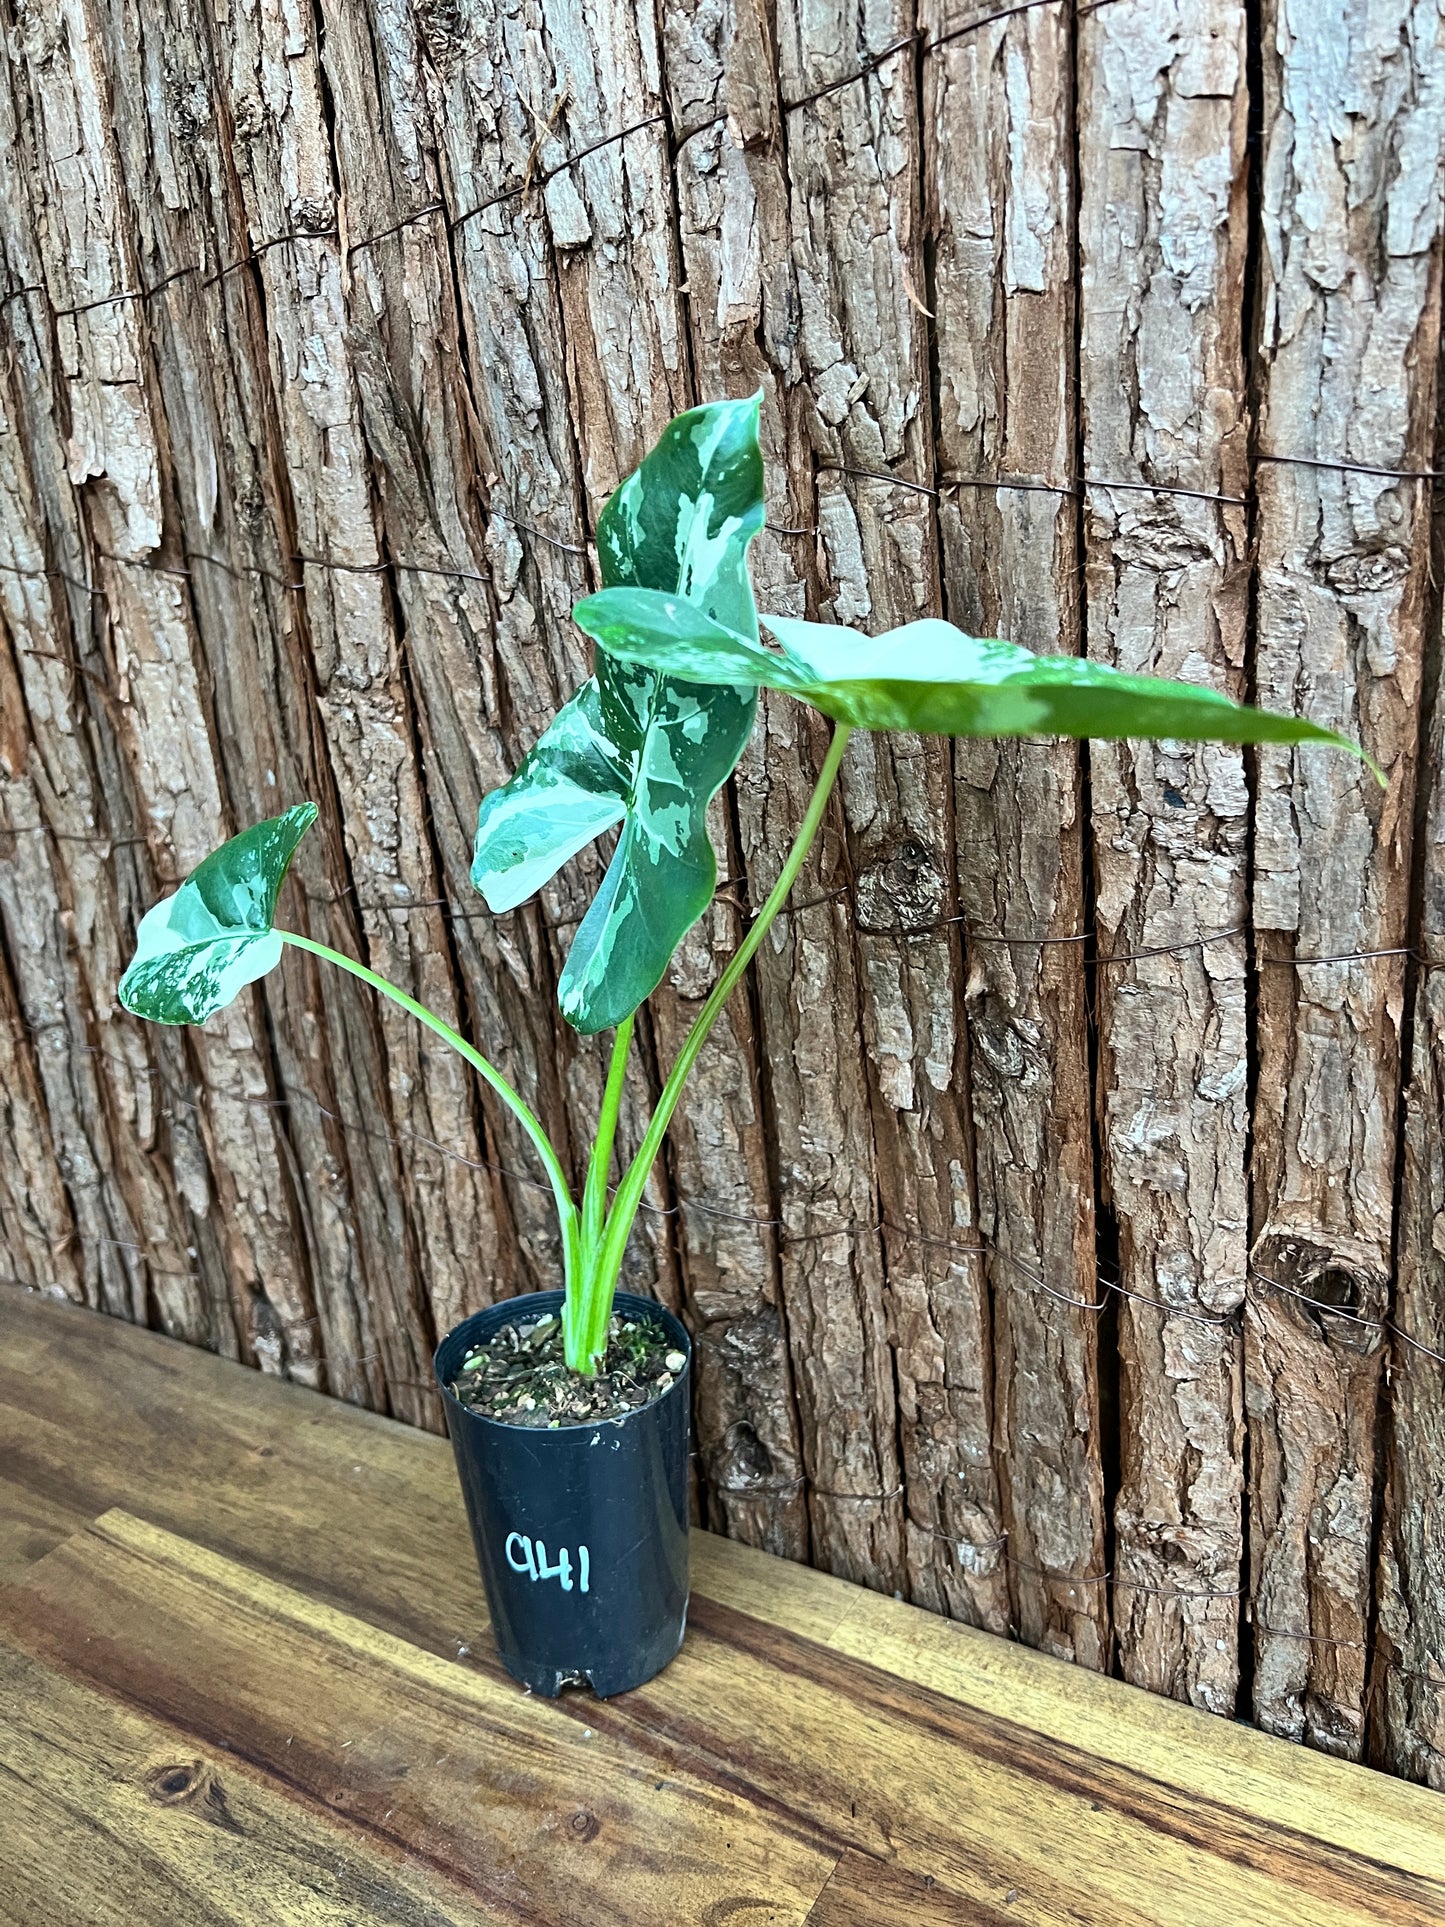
447, 1307, 686, 1426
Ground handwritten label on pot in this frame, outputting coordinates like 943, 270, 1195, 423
505, 1532, 590, 1593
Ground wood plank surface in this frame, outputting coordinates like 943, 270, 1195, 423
3, 1510, 835, 1927
0, 1640, 498, 1927
4, 1288, 1444, 1926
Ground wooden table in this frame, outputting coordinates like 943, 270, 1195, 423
3, 1289, 1442, 1925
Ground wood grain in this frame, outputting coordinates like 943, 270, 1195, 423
3, 1509, 836, 1927
803, 1852, 1016, 1927
5, 1290, 1445, 1927
0, 1640, 499, 1927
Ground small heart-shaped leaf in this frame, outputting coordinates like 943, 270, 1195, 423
118, 804, 317, 1025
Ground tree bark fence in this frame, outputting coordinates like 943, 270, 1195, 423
0, 0, 1442, 1778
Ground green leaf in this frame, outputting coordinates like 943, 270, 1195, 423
573, 587, 802, 690
597, 392, 766, 640
118, 804, 318, 1025
473, 396, 767, 1033
558, 657, 754, 1033
470, 683, 629, 914
571, 592, 1377, 772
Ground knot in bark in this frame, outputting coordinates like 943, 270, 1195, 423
854, 836, 946, 935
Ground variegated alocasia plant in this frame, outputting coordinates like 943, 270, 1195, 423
119, 393, 1375, 1377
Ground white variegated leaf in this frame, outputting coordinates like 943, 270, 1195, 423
118, 804, 317, 1024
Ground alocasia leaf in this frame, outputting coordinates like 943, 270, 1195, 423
468, 682, 630, 915
472, 395, 766, 1034
553, 656, 753, 1033
571, 591, 1376, 771
596, 393, 766, 641
118, 803, 318, 1024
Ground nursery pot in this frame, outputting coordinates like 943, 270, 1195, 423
434, 1289, 691, 1697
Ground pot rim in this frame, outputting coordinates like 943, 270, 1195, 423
432, 1288, 692, 1438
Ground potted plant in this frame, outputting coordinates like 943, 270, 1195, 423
118, 394, 1369, 1697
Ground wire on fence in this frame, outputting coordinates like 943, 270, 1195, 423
14, 1003, 1438, 1371
2, 426, 1430, 618
0, 812, 1431, 982
0, 0, 1131, 316
0, 0, 1435, 622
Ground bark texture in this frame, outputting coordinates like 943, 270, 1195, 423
1, 0, 1442, 1779
1078, 0, 1252, 1717
1376, 262, 1445, 1788
928, 0, 1106, 1666
1248, 0, 1443, 1760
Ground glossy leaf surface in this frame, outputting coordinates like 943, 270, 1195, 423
556, 658, 753, 1033
118, 804, 317, 1025
596, 392, 765, 641
572, 592, 1374, 768
473, 396, 765, 1033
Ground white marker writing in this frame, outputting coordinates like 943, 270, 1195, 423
504, 1530, 590, 1594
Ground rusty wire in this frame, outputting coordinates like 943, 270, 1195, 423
0, 418, 1431, 612
0, 0, 1432, 608
13, 1003, 1443, 1375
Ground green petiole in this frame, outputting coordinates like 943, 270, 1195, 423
278, 930, 582, 1301
276, 724, 850, 1379
571, 1013, 634, 1369
588, 723, 853, 1316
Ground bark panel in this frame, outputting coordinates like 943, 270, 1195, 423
747, 0, 1010, 1616
927, 0, 1107, 1666
1078, 0, 1252, 1715
1379, 736, 1445, 1786
202, 0, 510, 1419
655, 0, 812, 1562
1377, 252, 1445, 1794
0, 6, 240, 1356
0, 878, 79, 1302
1248, 0, 1443, 1759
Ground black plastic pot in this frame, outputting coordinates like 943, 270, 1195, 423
434, 1289, 691, 1697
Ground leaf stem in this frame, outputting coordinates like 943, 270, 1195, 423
591, 722, 854, 1302
277, 723, 851, 1376
569, 1014, 634, 1370
278, 930, 580, 1290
